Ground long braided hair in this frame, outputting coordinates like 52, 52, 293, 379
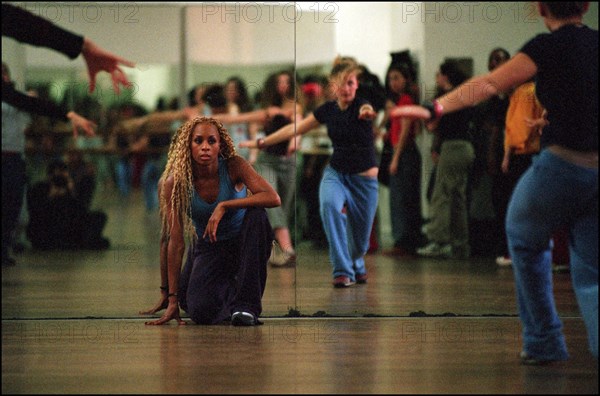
159, 116, 237, 242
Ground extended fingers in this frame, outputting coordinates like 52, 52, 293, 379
110, 67, 133, 95
203, 225, 217, 243
113, 67, 131, 87
116, 56, 136, 69
203, 216, 220, 242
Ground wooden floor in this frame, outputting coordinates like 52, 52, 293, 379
2, 186, 598, 394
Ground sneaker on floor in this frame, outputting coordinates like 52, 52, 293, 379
332, 275, 356, 288
417, 242, 453, 258
270, 250, 296, 267
356, 273, 368, 284
268, 241, 296, 267
231, 311, 257, 326
496, 255, 512, 266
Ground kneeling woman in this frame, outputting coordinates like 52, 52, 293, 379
143, 117, 280, 326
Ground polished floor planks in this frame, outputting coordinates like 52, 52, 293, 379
2, 318, 597, 394
2, 187, 597, 394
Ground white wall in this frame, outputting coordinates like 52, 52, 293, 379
3, 1, 597, 239
390, 2, 426, 69
296, 3, 336, 67
333, 2, 394, 79
5, 1, 597, 104
421, 2, 545, 94
17, 3, 182, 66
186, 3, 296, 65
2, 2, 336, 108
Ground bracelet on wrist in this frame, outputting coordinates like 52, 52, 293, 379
256, 138, 266, 149
167, 293, 178, 298
423, 100, 444, 121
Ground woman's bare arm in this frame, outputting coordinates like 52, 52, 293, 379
145, 176, 186, 325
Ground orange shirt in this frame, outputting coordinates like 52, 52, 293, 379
504, 82, 544, 155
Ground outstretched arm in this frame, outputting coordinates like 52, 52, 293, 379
2, 3, 84, 59
80, 37, 135, 94
116, 107, 198, 135
211, 106, 293, 126
2, 81, 95, 137
392, 53, 538, 120
286, 104, 304, 156
66, 111, 97, 138
240, 113, 321, 149
2, 4, 135, 94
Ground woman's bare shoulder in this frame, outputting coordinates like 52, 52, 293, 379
226, 155, 248, 172
160, 173, 175, 191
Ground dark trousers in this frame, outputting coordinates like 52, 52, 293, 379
2, 154, 26, 261
178, 207, 273, 325
27, 211, 107, 251
388, 142, 423, 251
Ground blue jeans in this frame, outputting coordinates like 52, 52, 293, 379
506, 149, 598, 360
319, 166, 379, 281
141, 158, 162, 211
115, 157, 132, 197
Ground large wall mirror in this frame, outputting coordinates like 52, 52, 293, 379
3, 2, 597, 320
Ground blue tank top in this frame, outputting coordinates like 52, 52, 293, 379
190, 158, 247, 242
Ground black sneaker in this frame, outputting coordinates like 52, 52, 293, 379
231, 311, 257, 326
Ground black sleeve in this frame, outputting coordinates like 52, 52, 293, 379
2, 3, 84, 60
312, 101, 330, 124
519, 33, 549, 71
2, 81, 69, 121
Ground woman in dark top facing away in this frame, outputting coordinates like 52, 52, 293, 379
393, 2, 597, 365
